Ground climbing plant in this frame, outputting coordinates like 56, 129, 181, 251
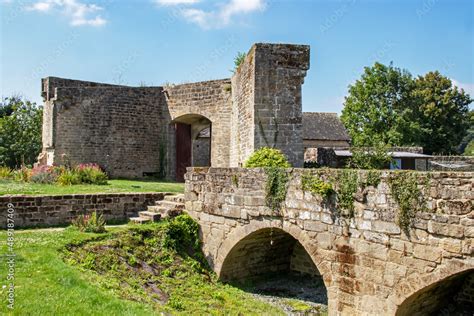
301, 172, 333, 200
365, 170, 382, 188
264, 167, 289, 213
389, 171, 428, 232
334, 170, 359, 218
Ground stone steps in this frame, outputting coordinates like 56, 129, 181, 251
129, 193, 185, 224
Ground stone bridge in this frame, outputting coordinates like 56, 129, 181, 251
184, 167, 473, 315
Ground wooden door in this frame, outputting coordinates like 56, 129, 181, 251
175, 123, 191, 182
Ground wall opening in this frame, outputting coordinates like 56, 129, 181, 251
171, 114, 211, 182
396, 269, 474, 316
220, 228, 327, 311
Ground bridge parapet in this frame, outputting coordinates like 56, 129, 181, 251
185, 167, 473, 315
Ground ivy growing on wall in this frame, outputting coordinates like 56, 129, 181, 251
334, 170, 359, 218
389, 171, 429, 232
265, 167, 289, 213
365, 170, 382, 188
301, 172, 333, 200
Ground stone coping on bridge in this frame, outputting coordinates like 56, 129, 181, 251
184, 167, 473, 315
1, 192, 166, 228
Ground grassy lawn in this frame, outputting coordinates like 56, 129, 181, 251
0, 223, 283, 315
0, 179, 184, 196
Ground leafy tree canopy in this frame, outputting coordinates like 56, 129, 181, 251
341, 63, 472, 154
0, 97, 43, 168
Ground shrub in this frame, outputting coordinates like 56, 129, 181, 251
0, 166, 12, 179
244, 147, 291, 168
162, 214, 200, 251
71, 211, 106, 233
76, 163, 108, 185
12, 166, 31, 182
57, 169, 81, 185
30, 165, 60, 184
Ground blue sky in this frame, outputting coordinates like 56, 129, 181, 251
1, 0, 473, 113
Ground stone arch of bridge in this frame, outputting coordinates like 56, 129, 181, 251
214, 220, 334, 306
390, 263, 473, 315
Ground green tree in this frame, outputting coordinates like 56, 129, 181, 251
341, 62, 420, 147
464, 139, 474, 156
0, 97, 43, 168
347, 141, 392, 169
412, 72, 472, 154
342, 63, 472, 154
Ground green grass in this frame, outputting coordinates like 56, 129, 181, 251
0, 223, 283, 315
0, 179, 184, 196
0, 227, 155, 315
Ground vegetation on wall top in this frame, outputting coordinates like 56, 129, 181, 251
232, 52, 246, 73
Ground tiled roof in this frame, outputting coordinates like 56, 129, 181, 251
303, 112, 351, 141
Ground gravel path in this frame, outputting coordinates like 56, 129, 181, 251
246, 273, 328, 315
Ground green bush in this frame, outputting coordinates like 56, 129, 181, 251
76, 164, 108, 185
244, 147, 291, 168
57, 169, 81, 185
0, 166, 12, 179
71, 211, 106, 233
162, 214, 200, 251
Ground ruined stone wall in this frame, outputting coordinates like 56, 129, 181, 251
253, 44, 309, 167
40, 77, 231, 179
160, 79, 232, 179
230, 47, 256, 167
1, 192, 164, 228
41, 78, 168, 178
185, 167, 473, 315
229, 43, 309, 167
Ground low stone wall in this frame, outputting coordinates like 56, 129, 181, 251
429, 156, 474, 171
185, 167, 473, 315
0, 192, 165, 228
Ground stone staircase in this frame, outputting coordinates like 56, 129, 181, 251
129, 194, 185, 224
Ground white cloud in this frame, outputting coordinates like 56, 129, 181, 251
27, 0, 107, 27
219, 0, 266, 25
160, 0, 267, 29
154, 0, 200, 5
452, 79, 474, 97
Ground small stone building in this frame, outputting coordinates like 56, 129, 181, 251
38, 43, 311, 181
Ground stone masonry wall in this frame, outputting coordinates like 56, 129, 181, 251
0, 192, 164, 228
40, 43, 311, 178
253, 44, 309, 167
165, 79, 232, 179
185, 167, 473, 315
230, 46, 256, 167
41, 78, 168, 178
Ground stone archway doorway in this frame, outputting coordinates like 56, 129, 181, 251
172, 114, 211, 182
